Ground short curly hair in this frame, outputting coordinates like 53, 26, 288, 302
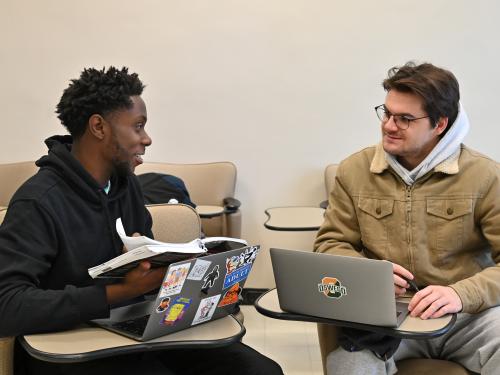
56, 66, 145, 139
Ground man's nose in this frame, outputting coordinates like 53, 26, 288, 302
142, 131, 152, 147
383, 115, 399, 132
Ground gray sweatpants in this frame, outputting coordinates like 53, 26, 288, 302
326, 306, 500, 375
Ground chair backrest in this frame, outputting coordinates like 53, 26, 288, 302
146, 203, 201, 243
0, 162, 38, 207
324, 163, 338, 197
136, 162, 237, 206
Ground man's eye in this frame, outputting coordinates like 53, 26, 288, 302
135, 123, 144, 130
401, 116, 414, 122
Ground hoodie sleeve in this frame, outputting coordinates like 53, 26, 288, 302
0, 200, 109, 336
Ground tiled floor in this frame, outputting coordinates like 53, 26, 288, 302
240, 305, 323, 375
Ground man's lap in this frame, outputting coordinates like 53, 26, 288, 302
394, 306, 500, 373
21, 342, 283, 375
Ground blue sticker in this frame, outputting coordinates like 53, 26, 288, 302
223, 263, 251, 289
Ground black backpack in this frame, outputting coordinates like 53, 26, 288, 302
137, 173, 196, 208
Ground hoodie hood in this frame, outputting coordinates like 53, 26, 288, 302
384, 103, 469, 185
36, 135, 129, 205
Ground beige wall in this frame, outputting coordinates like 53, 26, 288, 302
1, 0, 500, 287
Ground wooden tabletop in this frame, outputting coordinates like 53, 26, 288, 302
20, 315, 245, 363
255, 289, 455, 339
264, 206, 325, 231
196, 205, 225, 218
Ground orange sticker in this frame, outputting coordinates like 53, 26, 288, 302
218, 282, 242, 307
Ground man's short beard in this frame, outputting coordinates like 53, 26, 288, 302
110, 130, 133, 178
113, 160, 132, 178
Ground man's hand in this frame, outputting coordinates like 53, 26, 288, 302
392, 262, 415, 297
408, 285, 462, 319
106, 261, 166, 305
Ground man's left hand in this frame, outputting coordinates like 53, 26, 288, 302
408, 285, 462, 319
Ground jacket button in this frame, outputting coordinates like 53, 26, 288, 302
447, 207, 454, 215
376, 207, 382, 215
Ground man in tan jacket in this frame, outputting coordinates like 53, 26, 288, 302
315, 62, 500, 374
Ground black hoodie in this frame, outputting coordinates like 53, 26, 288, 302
0, 135, 152, 336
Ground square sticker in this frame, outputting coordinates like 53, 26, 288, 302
159, 262, 191, 297
187, 259, 212, 281
191, 294, 221, 325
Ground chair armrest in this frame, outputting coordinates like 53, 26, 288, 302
319, 200, 328, 209
223, 197, 241, 214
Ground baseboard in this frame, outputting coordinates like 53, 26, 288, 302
241, 288, 269, 305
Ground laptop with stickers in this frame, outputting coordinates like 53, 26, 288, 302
270, 248, 410, 327
92, 245, 259, 341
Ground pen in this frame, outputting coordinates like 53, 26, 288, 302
404, 277, 420, 292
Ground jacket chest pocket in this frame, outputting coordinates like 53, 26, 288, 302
357, 197, 394, 254
426, 198, 472, 253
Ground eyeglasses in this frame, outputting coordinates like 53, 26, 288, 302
374, 104, 430, 130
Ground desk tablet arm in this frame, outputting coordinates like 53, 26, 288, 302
223, 197, 241, 214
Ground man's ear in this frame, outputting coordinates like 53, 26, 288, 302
435, 117, 449, 136
88, 114, 107, 140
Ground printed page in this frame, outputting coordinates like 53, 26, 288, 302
116, 218, 166, 251
87, 218, 207, 278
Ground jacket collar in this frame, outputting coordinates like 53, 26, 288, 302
369, 143, 461, 175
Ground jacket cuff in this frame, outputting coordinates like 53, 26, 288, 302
449, 280, 481, 313
76, 285, 110, 321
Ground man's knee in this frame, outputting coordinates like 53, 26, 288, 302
231, 343, 283, 375
326, 347, 396, 375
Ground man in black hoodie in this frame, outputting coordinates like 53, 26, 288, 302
0, 67, 283, 375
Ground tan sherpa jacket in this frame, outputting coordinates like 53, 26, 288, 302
314, 143, 500, 314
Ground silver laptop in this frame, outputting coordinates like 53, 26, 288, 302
270, 248, 409, 327
93, 245, 259, 341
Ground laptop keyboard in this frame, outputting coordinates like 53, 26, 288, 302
111, 314, 150, 336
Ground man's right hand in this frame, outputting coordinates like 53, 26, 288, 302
392, 262, 415, 297
105, 261, 166, 305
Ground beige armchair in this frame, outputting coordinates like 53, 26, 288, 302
136, 162, 242, 238
319, 164, 472, 374
0, 162, 242, 240
0, 162, 39, 208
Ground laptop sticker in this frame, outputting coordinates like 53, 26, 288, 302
159, 262, 191, 298
187, 259, 212, 281
202, 265, 220, 289
156, 297, 171, 313
218, 282, 242, 307
226, 246, 259, 273
192, 294, 221, 326
318, 277, 347, 299
162, 296, 192, 326
223, 247, 259, 289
